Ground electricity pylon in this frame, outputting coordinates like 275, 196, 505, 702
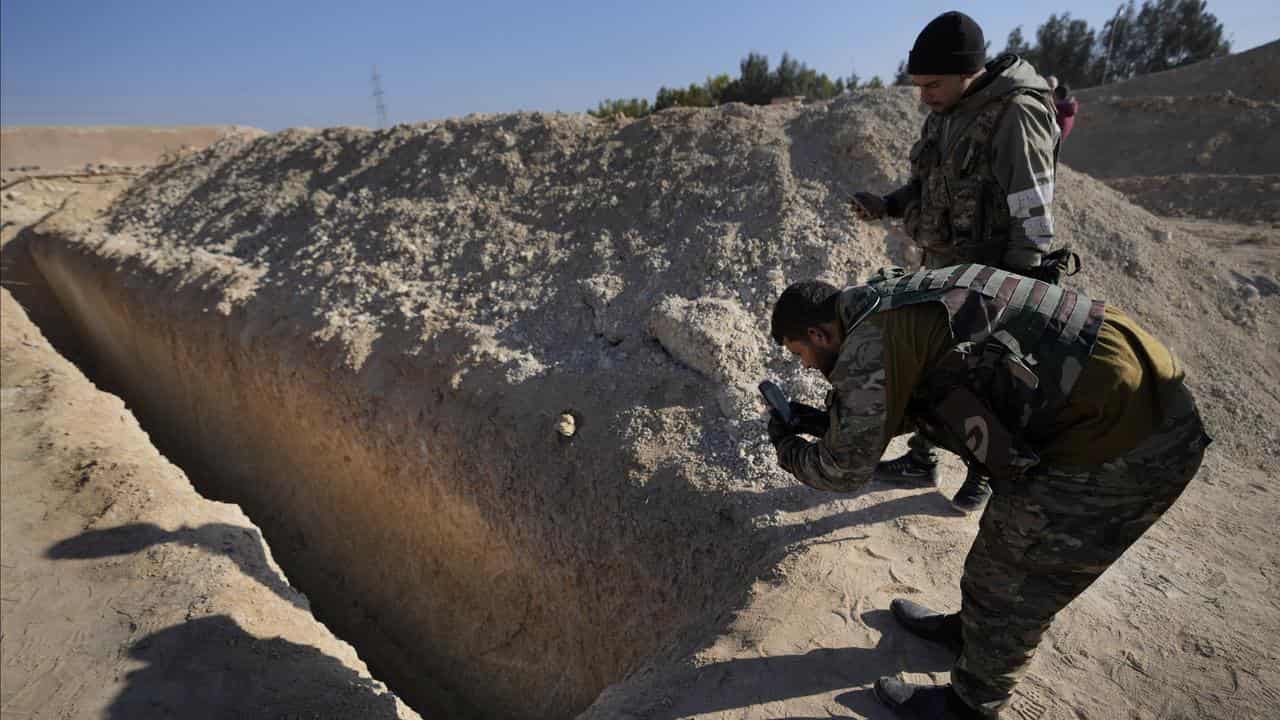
371, 66, 389, 129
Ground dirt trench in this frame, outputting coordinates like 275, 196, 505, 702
17, 229, 720, 719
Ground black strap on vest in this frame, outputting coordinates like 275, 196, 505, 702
909, 332, 1043, 480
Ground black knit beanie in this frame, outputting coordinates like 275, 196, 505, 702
907, 11, 986, 75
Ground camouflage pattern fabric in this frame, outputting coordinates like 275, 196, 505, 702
909, 94, 1017, 268
775, 318, 888, 493
892, 56, 1060, 272
887, 56, 1062, 463
951, 381, 1211, 716
778, 266, 1108, 489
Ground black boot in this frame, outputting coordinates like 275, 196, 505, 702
874, 678, 984, 719
950, 472, 992, 513
874, 450, 939, 487
890, 598, 963, 654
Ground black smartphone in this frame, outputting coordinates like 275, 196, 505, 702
758, 380, 793, 426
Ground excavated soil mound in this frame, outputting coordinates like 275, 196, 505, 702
20, 87, 1280, 718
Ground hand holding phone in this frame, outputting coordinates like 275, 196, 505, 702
849, 192, 887, 221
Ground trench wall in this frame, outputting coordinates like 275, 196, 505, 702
29, 231, 724, 718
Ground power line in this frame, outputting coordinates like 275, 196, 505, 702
373, 64, 386, 128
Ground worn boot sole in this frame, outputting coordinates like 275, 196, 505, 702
890, 598, 963, 654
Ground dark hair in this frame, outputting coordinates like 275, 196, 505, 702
770, 281, 840, 345
1054, 84, 1069, 100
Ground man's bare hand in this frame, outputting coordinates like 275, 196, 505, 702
850, 192, 887, 221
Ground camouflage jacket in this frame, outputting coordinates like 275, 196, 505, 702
775, 292, 889, 492
776, 265, 1105, 489
886, 55, 1060, 272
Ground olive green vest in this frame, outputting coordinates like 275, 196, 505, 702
866, 264, 1106, 477
906, 89, 1057, 267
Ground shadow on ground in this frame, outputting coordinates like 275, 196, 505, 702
651, 609, 956, 719
46, 522, 306, 609
107, 614, 404, 719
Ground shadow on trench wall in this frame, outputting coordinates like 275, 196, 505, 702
106, 614, 405, 719
8, 229, 483, 719
1, 228, 94, 371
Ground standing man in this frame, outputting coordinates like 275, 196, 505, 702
765, 266, 1209, 719
1054, 84, 1080, 139
850, 11, 1063, 512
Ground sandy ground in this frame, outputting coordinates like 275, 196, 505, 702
586, 435, 1280, 719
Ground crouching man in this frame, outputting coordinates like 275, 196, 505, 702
766, 264, 1210, 719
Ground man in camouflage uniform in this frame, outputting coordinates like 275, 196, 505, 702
850, 11, 1063, 512
765, 265, 1210, 719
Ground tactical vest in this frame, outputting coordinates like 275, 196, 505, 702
905, 88, 1057, 268
866, 264, 1105, 479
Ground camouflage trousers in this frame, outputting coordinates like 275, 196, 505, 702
951, 382, 1211, 717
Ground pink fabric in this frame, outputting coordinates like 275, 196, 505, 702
1055, 98, 1078, 139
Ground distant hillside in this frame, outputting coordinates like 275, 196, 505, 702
0, 125, 263, 173
1062, 41, 1280, 224
1060, 94, 1279, 178
1077, 39, 1279, 102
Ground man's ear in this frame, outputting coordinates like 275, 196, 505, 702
806, 325, 830, 346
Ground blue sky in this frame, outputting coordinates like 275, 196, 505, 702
2, 1, 1275, 130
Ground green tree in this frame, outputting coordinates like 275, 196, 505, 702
865, 76, 885, 89
594, 1, 1234, 117
654, 81, 718, 111
893, 60, 911, 86
705, 73, 733, 101
1003, 26, 1035, 61
846, 66, 861, 90
775, 52, 802, 96
1094, 0, 1230, 85
1096, 1, 1141, 83
1028, 13, 1097, 87
721, 51, 775, 104
1163, 0, 1231, 68
717, 51, 845, 105
588, 97, 651, 119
